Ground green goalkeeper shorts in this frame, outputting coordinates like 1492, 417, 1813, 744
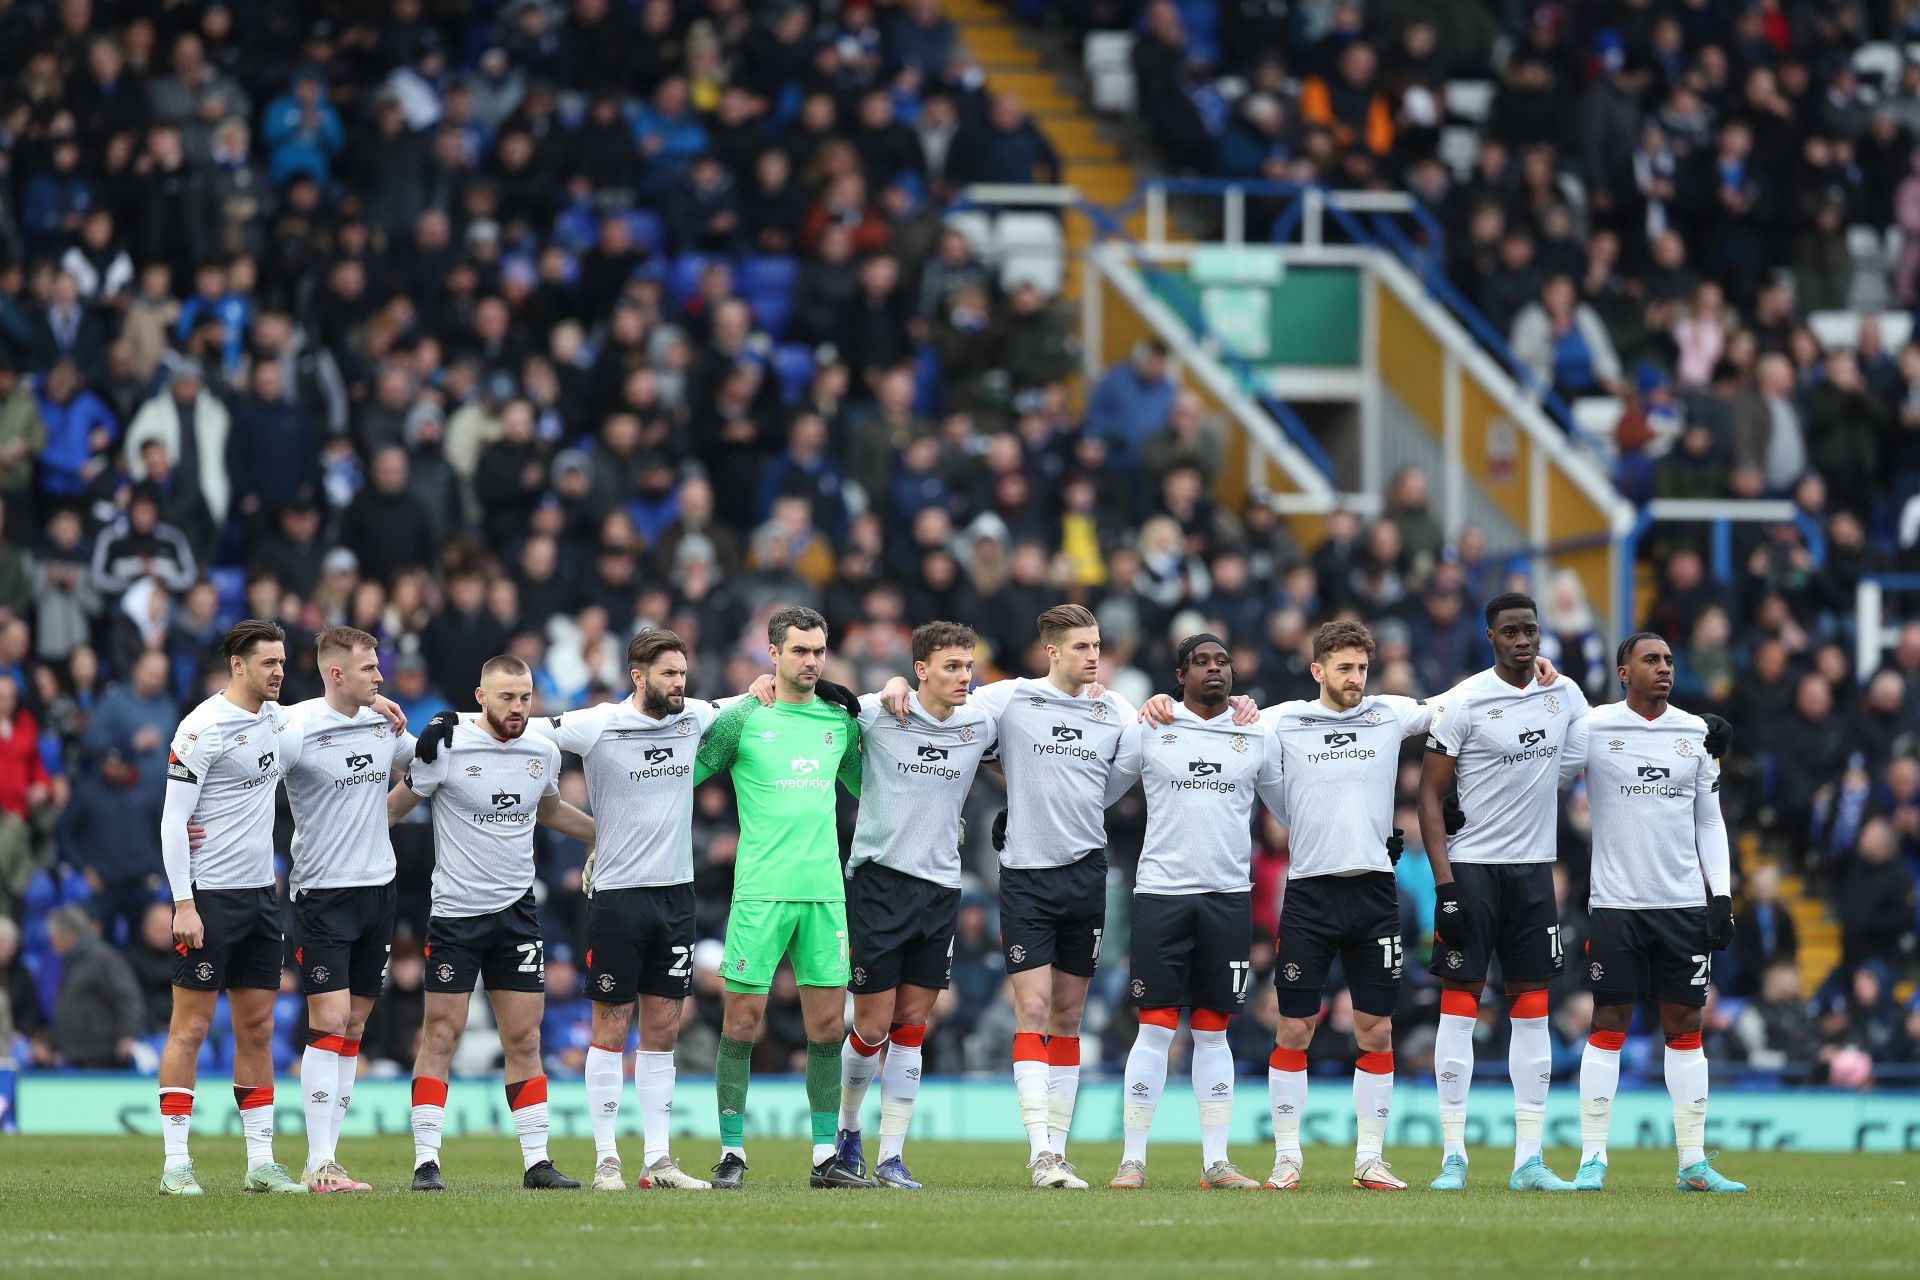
722, 898, 851, 993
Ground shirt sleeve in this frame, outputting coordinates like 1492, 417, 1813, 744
1386, 695, 1433, 739
836, 710, 864, 798
694, 698, 755, 785
408, 732, 449, 798
162, 721, 215, 901
1695, 751, 1730, 896
1253, 727, 1290, 825
542, 706, 600, 756
542, 742, 561, 797
968, 679, 1017, 724
273, 702, 308, 772
390, 731, 417, 772
1426, 691, 1470, 756
1103, 721, 1143, 806
1558, 712, 1592, 785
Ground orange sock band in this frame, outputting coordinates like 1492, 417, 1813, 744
1046, 1035, 1080, 1067
1355, 1050, 1394, 1074
505, 1075, 548, 1110
341, 1038, 360, 1057
848, 1029, 886, 1057
233, 1085, 273, 1111
158, 1089, 194, 1116
1440, 989, 1479, 1018
1138, 1007, 1180, 1029
888, 1022, 926, 1048
1190, 1008, 1232, 1032
1510, 990, 1549, 1020
1269, 1047, 1307, 1072
308, 1032, 350, 1053
1589, 1029, 1627, 1051
412, 1077, 448, 1107
1666, 1032, 1702, 1052
1013, 1032, 1047, 1063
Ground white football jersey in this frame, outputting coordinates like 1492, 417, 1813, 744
166, 694, 299, 891
848, 693, 998, 888
408, 722, 561, 918
970, 677, 1136, 870
1561, 702, 1730, 909
532, 696, 718, 891
1262, 694, 1432, 879
281, 700, 417, 894
1426, 669, 1589, 864
1107, 704, 1288, 894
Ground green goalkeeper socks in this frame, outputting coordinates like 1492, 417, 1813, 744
806, 1040, 841, 1146
717, 1035, 753, 1149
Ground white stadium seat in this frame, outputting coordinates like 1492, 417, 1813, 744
1446, 79, 1494, 123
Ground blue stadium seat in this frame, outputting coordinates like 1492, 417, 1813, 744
625, 210, 663, 256
208, 566, 247, 615
750, 294, 792, 339
670, 252, 728, 305
772, 343, 815, 404
23, 869, 56, 916
58, 870, 92, 905
738, 254, 798, 295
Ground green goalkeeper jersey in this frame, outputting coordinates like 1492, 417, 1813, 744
695, 696, 862, 901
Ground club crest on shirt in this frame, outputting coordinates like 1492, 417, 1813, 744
373, 724, 388, 739
1675, 738, 1694, 757
1363, 708, 1383, 725
1093, 701, 1110, 722
527, 758, 545, 779
959, 724, 974, 742
1545, 695, 1561, 715
1231, 734, 1249, 753
824, 730, 835, 747
677, 718, 694, 735
194, 961, 214, 983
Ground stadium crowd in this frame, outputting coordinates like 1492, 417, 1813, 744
0, 0, 1915, 1100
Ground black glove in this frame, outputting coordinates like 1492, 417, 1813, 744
1385, 826, 1405, 865
1433, 879, 1475, 956
1702, 713, 1732, 758
991, 809, 1007, 852
414, 709, 459, 764
1443, 792, 1466, 836
813, 677, 861, 718
1707, 894, 1735, 951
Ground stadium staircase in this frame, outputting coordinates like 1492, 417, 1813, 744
948, 0, 1138, 299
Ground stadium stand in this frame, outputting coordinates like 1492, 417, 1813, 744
0, 1, 1914, 1102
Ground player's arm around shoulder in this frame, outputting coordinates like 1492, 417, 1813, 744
274, 699, 315, 772
1254, 722, 1290, 824
1103, 719, 1144, 806
1382, 693, 1433, 740
834, 703, 865, 798
693, 696, 756, 784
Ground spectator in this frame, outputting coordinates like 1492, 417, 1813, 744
0, 915, 44, 1051
57, 748, 162, 945
1086, 340, 1174, 473
1732, 864, 1801, 997
341, 447, 438, 586
1510, 273, 1624, 401
122, 357, 231, 546
29, 509, 101, 665
1804, 350, 1890, 517
39, 905, 142, 1069
33, 360, 116, 504
0, 355, 47, 535
226, 359, 320, 532
1732, 960, 1819, 1075
260, 67, 345, 187
953, 93, 1060, 187
0, 673, 51, 922
1838, 818, 1918, 971
88, 484, 197, 602
124, 902, 179, 1034
1301, 40, 1394, 161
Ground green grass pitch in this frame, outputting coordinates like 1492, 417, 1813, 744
0, 1138, 1913, 1278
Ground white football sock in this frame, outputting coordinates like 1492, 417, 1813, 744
876, 1030, 924, 1165
333, 1040, 359, 1161
301, 1043, 340, 1170
1047, 1038, 1081, 1160
237, 1086, 275, 1171
1580, 1036, 1622, 1164
839, 1029, 885, 1132
159, 1088, 193, 1172
1120, 1022, 1174, 1165
1191, 1028, 1234, 1169
1435, 1012, 1475, 1161
585, 1045, 624, 1163
411, 1079, 446, 1169
1268, 1061, 1306, 1160
1353, 1053, 1393, 1163
1666, 1040, 1709, 1169
1510, 1014, 1551, 1168
636, 1050, 676, 1166
1013, 1035, 1050, 1160
509, 1077, 550, 1170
